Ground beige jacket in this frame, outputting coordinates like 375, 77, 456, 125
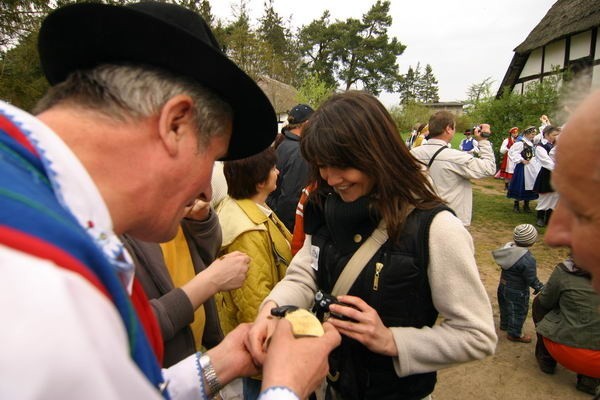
411, 138, 496, 226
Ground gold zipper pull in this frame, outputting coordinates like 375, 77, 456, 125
373, 262, 384, 291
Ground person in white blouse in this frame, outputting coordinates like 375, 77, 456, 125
507, 127, 541, 213
497, 127, 520, 190
532, 126, 561, 226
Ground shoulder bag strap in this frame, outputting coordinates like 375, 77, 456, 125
331, 220, 388, 296
427, 145, 447, 168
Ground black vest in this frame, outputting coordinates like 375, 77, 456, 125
305, 194, 451, 400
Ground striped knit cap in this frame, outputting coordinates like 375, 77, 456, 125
513, 224, 538, 247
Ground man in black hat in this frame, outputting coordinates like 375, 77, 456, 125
268, 104, 315, 231
0, 2, 339, 399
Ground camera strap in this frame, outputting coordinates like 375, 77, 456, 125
331, 219, 388, 296
427, 145, 447, 168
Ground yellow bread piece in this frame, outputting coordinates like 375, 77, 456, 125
284, 309, 325, 337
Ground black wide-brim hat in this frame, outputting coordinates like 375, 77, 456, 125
38, 1, 276, 161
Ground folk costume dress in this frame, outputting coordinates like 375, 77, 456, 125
497, 135, 517, 180
507, 137, 541, 201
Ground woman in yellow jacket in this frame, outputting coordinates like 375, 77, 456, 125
215, 146, 292, 400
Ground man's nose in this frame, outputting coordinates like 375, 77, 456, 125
198, 185, 213, 203
545, 203, 571, 248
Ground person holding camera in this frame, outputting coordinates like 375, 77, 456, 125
246, 92, 497, 400
410, 112, 496, 226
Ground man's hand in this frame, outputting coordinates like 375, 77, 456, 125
474, 123, 491, 141
261, 319, 341, 399
184, 199, 211, 221
206, 323, 259, 386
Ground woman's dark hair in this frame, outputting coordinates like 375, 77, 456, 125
224, 147, 276, 199
300, 91, 443, 243
542, 125, 561, 137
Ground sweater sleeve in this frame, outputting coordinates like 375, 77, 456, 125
390, 211, 497, 377
182, 208, 222, 267
444, 140, 496, 179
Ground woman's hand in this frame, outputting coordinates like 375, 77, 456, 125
246, 301, 279, 366
327, 295, 397, 356
181, 251, 249, 309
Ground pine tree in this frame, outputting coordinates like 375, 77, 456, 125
419, 64, 439, 103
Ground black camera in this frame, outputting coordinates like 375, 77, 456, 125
313, 291, 356, 322
474, 124, 491, 138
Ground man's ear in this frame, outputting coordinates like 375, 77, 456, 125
158, 95, 195, 156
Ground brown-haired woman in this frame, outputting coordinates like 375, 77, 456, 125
215, 146, 292, 399
247, 91, 497, 400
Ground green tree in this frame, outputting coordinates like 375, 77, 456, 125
467, 76, 494, 103
296, 73, 335, 108
299, 1, 404, 95
398, 64, 421, 105
467, 76, 561, 164
389, 100, 431, 134
0, 31, 48, 110
419, 64, 439, 103
1, 0, 55, 49
334, 0, 404, 94
256, 0, 299, 85
297, 11, 338, 87
221, 0, 263, 79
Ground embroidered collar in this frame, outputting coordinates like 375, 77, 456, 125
0, 101, 134, 291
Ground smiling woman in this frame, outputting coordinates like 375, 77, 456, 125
247, 91, 498, 400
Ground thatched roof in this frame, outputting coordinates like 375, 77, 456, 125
497, 0, 600, 97
257, 76, 299, 115
515, 0, 600, 53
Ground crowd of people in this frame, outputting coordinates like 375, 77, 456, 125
0, 2, 598, 400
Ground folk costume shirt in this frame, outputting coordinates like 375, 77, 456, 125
0, 100, 213, 400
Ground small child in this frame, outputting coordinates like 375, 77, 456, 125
493, 224, 544, 343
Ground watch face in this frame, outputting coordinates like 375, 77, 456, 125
199, 354, 210, 368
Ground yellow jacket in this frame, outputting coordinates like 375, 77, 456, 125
215, 197, 292, 335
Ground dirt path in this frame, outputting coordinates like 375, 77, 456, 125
432, 178, 589, 399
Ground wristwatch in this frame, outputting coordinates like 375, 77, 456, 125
199, 354, 221, 397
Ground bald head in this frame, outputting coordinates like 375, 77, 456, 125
546, 89, 600, 293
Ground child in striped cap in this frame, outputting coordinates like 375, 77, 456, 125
493, 224, 544, 343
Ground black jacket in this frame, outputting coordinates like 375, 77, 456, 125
267, 130, 310, 231
306, 194, 449, 400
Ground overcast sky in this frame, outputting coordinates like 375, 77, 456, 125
210, 0, 557, 105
